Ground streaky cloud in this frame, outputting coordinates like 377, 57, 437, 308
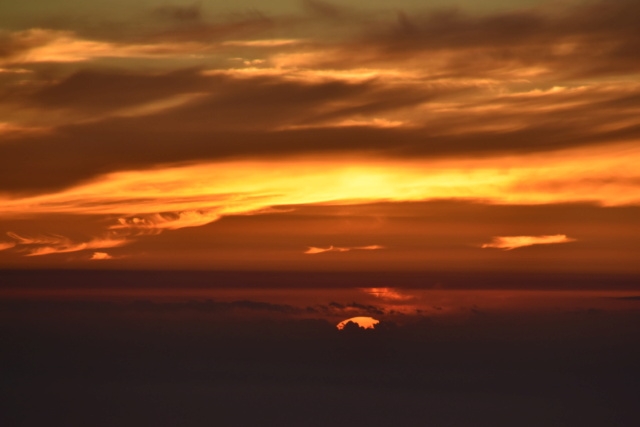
112, 211, 222, 231
0, 241, 16, 251
362, 287, 413, 301
6, 231, 131, 256
481, 234, 576, 251
305, 244, 384, 254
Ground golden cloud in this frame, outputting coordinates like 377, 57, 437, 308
481, 234, 576, 251
6, 232, 131, 256
304, 245, 384, 254
90, 252, 113, 260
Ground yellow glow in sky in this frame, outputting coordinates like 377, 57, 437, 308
0, 140, 637, 256
336, 316, 380, 330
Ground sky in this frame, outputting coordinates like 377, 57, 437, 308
1, 5, 639, 423
0, 0, 639, 274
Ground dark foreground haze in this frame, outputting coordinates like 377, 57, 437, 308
1, 270, 638, 426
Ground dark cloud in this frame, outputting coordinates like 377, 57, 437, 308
1, 57, 638, 195
613, 296, 640, 301
3, 113, 639, 196
30, 68, 212, 112
0, 2, 638, 198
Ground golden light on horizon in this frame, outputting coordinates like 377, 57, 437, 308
481, 234, 576, 250
2, 141, 638, 218
0, 141, 638, 257
336, 316, 380, 330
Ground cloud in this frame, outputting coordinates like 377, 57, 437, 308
0, 142, 637, 259
481, 234, 576, 251
305, 245, 384, 254
0, 209, 222, 257
3, 71, 640, 197
222, 39, 302, 47
30, 68, 213, 114
0, 0, 639, 261
0, 29, 216, 67
362, 287, 413, 301
90, 252, 113, 260
6, 231, 130, 256
112, 211, 222, 231
0, 241, 15, 251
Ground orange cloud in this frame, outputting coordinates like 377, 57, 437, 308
1, 1, 639, 261
0, 140, 637, 257
481, 234, 576, 251
0, 241, 16, 251
6, 232, 130, 256
90, 252, 113, 260
222, 39, 302, 47
362, 287, 413, 301
112, 211, 222, 231
305, 245, 384, 254
2, 29, 210, 66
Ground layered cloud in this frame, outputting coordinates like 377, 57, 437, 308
0, 1, 638, 263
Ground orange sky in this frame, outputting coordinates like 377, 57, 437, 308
0, 0, 639, 275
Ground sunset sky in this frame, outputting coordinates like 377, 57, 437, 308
1, 0, 639, 274
2, 4, 640, 425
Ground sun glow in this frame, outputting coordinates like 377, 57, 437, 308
0, 141, 638, 256
336, 316, 380, 330
1, 142, 638, 219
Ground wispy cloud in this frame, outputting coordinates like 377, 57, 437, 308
6, 232, 130, 256
481, 234, 576, 251
222, 39, 302, 47
305, 245, 384, 254
0, 241, 16, 251
1, 29, 210, 66
112, 211, 222, 231
362, 287, 413, 301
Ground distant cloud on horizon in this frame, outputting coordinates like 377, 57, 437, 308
90, 252, 114, 260
305, 245, 384, 254
481, 234, 576, 251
